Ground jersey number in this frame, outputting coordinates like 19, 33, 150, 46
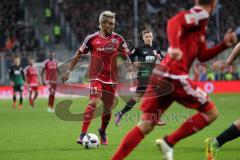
145, 56, 155, 61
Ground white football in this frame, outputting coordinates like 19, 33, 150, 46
82, 133, 99, 149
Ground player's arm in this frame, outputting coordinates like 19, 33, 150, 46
130, 48, 138, 61
156, 49, 164, 61
226, 42, 240, 65
61, 49, 82, 82
9, 66, 14, 85
118, 39, 134, 71
61, 37, 90, 82
212, 42, 240, 71
130, 48, 142, 67
21, 68, 25, 82
68, 49, 82, 72
9, 67, 13, 81
61, 34, 91, 83
198, 29, 237, 62
167, 12, 190, 60
41, 65, 46, 85
167, 11, 207, 60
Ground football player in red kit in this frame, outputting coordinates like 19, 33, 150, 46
61, 11, 132, 145
42, 52, 58, 112
112, 0, 237, 159
25, 58, 39, 107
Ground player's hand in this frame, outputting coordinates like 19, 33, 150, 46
10, 81, 14, 86
61, 71, 70, 83
133, 62, 142, 68
168, 48, 183, 60
212, 60, 229, 72
42, 81, 46, 86
224, 28, 238, 47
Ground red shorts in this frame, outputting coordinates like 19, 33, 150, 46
29, 86, 38, 92
140, 76, 215, 123
89, 80, 116, 108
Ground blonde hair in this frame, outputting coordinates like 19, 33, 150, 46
99, 11, 115, 29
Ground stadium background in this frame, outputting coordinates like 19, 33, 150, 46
1, 1, 240, 160
1, 0, 240, 87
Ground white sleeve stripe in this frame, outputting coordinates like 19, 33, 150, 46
82, 32, 98, 46
189, 9, 209, 25
24, 67, 28, 74
43, 60, 48, 66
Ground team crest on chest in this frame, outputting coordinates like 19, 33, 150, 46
111, 38, 117, 44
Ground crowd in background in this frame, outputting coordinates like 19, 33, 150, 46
60, 0, 240, 81
0, 0, 42, 68
61, 0, 240, 49
0, 0, 240, 84
193, 62, 239, 81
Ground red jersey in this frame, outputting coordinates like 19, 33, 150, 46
43, 59, 58, 82
161, 6, 228, 76
25, 65, 39, 86
79, 31, 129, 84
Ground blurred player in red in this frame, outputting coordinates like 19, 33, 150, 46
112, 0, 237, 159
25, 58, 39, 107
61, 11, 132, 145
41, 52, 58, 112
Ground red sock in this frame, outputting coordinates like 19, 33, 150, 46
81, 104, 96, 133
166, 113, 209, 146
101, 113, 111, 132
51, 94, 55, 108
48, 95, 52, 107
29, 97, 32, 104
112, 126, 144, 160
48, 95, 55, 109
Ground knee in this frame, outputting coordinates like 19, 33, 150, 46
203, 104, 219, 122
133, 94, 143, 102
133, 96, 140, 102
89, 99, 100, 107
103, 107, 112, 114
137, 121, 155, 135
233, 119, 240, 130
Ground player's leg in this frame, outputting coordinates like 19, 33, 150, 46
112, 120, 154, 160
98, 84, 116, 145
112, 85, 173, 160
32, 87, 38, 107
165, 102, 218, 147
215, 119, 240, 147
29, 86, 33, 107
48, 84, 56, 112
48, 92, 54, 112
17, 85, 24, 109
115, 92, 144, 126
33, 87, 38, 101
19, 91, 23, 109
77, 81, 102, 144
205, 119, 240, 160
164, 79, 218, 147
205, 118, 240, 160
12, 86, 17, 108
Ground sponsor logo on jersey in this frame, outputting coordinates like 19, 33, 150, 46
96, 43, 115, 53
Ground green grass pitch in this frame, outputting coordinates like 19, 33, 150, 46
0, 94, 239, 160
